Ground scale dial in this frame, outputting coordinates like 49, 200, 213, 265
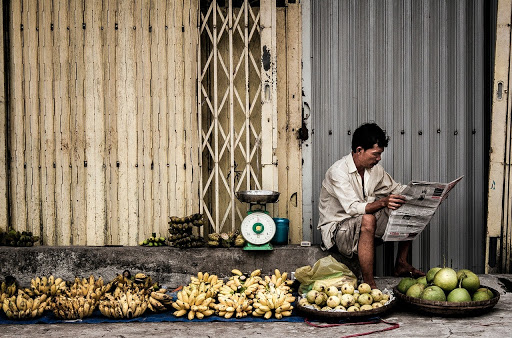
241, 212, 276, 245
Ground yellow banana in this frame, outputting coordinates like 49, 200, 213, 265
231, 269, 243, 276
174, 309, 187, 317
274, 269, 281, 279
188, 310, 195, 320
264, 310, 272, 319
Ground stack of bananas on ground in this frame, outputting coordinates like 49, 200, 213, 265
218, 269, 265, 298
98, 290, 148, 319
51, 295, 96, 320
213, 293, 253, 319
65, 275, 110, 302
23, 275, 67, 298
147, 289, 173, 312
2, 290, 48, 319
188, 271, 224, 299
0, 278, 17, 303
171, 285, 215, 320
251, 269, 296, 319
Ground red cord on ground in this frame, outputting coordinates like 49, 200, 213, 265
304, 317, 400, 338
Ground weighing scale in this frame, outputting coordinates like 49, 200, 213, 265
236, 190, 280, 251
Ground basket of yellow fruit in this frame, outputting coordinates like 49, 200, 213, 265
296, 282, 397, 319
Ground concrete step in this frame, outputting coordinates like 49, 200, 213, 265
0, 245, 361, 288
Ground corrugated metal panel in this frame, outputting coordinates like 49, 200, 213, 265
310, 0, 493, 274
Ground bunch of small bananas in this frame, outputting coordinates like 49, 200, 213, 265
23, 275, 67, 297
98, 290, 148, 319
0, 279, 17, 303
2, 291, 48, 319
219, 269, 265, 297
189, 272, 224, 298
213, 293, 253, 319
51, 295, 96, 320
206, 232, 244, 247
65, 275, 109, 301
261, 269, 294, 292
139, 233, 167, 247
252, 289, 295, 319
147, 289, 173, 312
171, 286, 215, 320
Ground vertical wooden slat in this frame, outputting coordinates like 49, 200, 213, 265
167, 0, 177, 221
276, 7, 288, 218
39, 0, 56, 244
260, 0, 278, 194
175, 0, 185, 216
0, 0, 7, 229
486, 0, 512, 273
135, 0, 148, 241
157, 0, 169, 236
285, 2, 302, 244
105, 0, 119, 245
71, 0, 87, 245
10, 0, 27, 233
150, 0, 161, 237
186, 0, 200, 216
54, 0, 72, 245
84, 0, 106, 245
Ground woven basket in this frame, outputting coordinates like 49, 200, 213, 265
393, 285, 500, 316
296, 296, 397, 319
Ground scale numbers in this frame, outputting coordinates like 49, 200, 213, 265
241, 212, 276, 245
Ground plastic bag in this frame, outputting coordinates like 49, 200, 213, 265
294, 255, 357, 294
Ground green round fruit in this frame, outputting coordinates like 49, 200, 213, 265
472, 290, 491, 301
426, 267, 442, 283
405, 283, 425, 298
457, 269, 480, 293
433, 268, 458, 292
447, 288, 471, 302
421, 285, 446, 301
397, 277, 417, 294
476, 287, 494, 298
416, 276, 428, 286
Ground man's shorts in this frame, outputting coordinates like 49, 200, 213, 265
334, 209, 389, 258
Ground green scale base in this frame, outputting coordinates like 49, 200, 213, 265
243, 242, 274, 251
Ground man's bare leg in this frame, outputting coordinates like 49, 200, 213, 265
393, 241, 425, 277
358, 214, 377, 289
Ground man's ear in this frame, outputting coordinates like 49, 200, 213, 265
356, 146, 363, 153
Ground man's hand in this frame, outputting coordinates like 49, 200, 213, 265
383, 194, 406, 210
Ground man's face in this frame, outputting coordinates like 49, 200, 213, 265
355, 144, 384, 169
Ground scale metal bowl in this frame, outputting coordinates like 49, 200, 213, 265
235, 190, 280, 204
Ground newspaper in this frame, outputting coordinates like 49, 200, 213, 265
382, 176, 464, 241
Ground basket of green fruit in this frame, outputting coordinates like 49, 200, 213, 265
393, 267, 500, 316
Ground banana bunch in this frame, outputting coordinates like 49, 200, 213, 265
0, 280, 17, 303
189, 272, 224, 298
261, 269, 294, 293
2, 291, 48, 319
98, 290, 148, 319
139, 233, 167, 247
213, 293, 253, 319
51, 295, 96, 319
65, 275, 108, 302
147, 289, 173, 312
110, 272, 155, 293
218, 269, 263, 297
24, 275, 67, 297
171, 286, 215, 320
252, 289, 295, 319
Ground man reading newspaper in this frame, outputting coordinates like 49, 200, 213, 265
317, 123, 424, 289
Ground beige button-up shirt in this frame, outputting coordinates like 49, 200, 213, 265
318, 153, 405, 250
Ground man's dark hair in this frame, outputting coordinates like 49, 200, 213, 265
351, 123, 389, 152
